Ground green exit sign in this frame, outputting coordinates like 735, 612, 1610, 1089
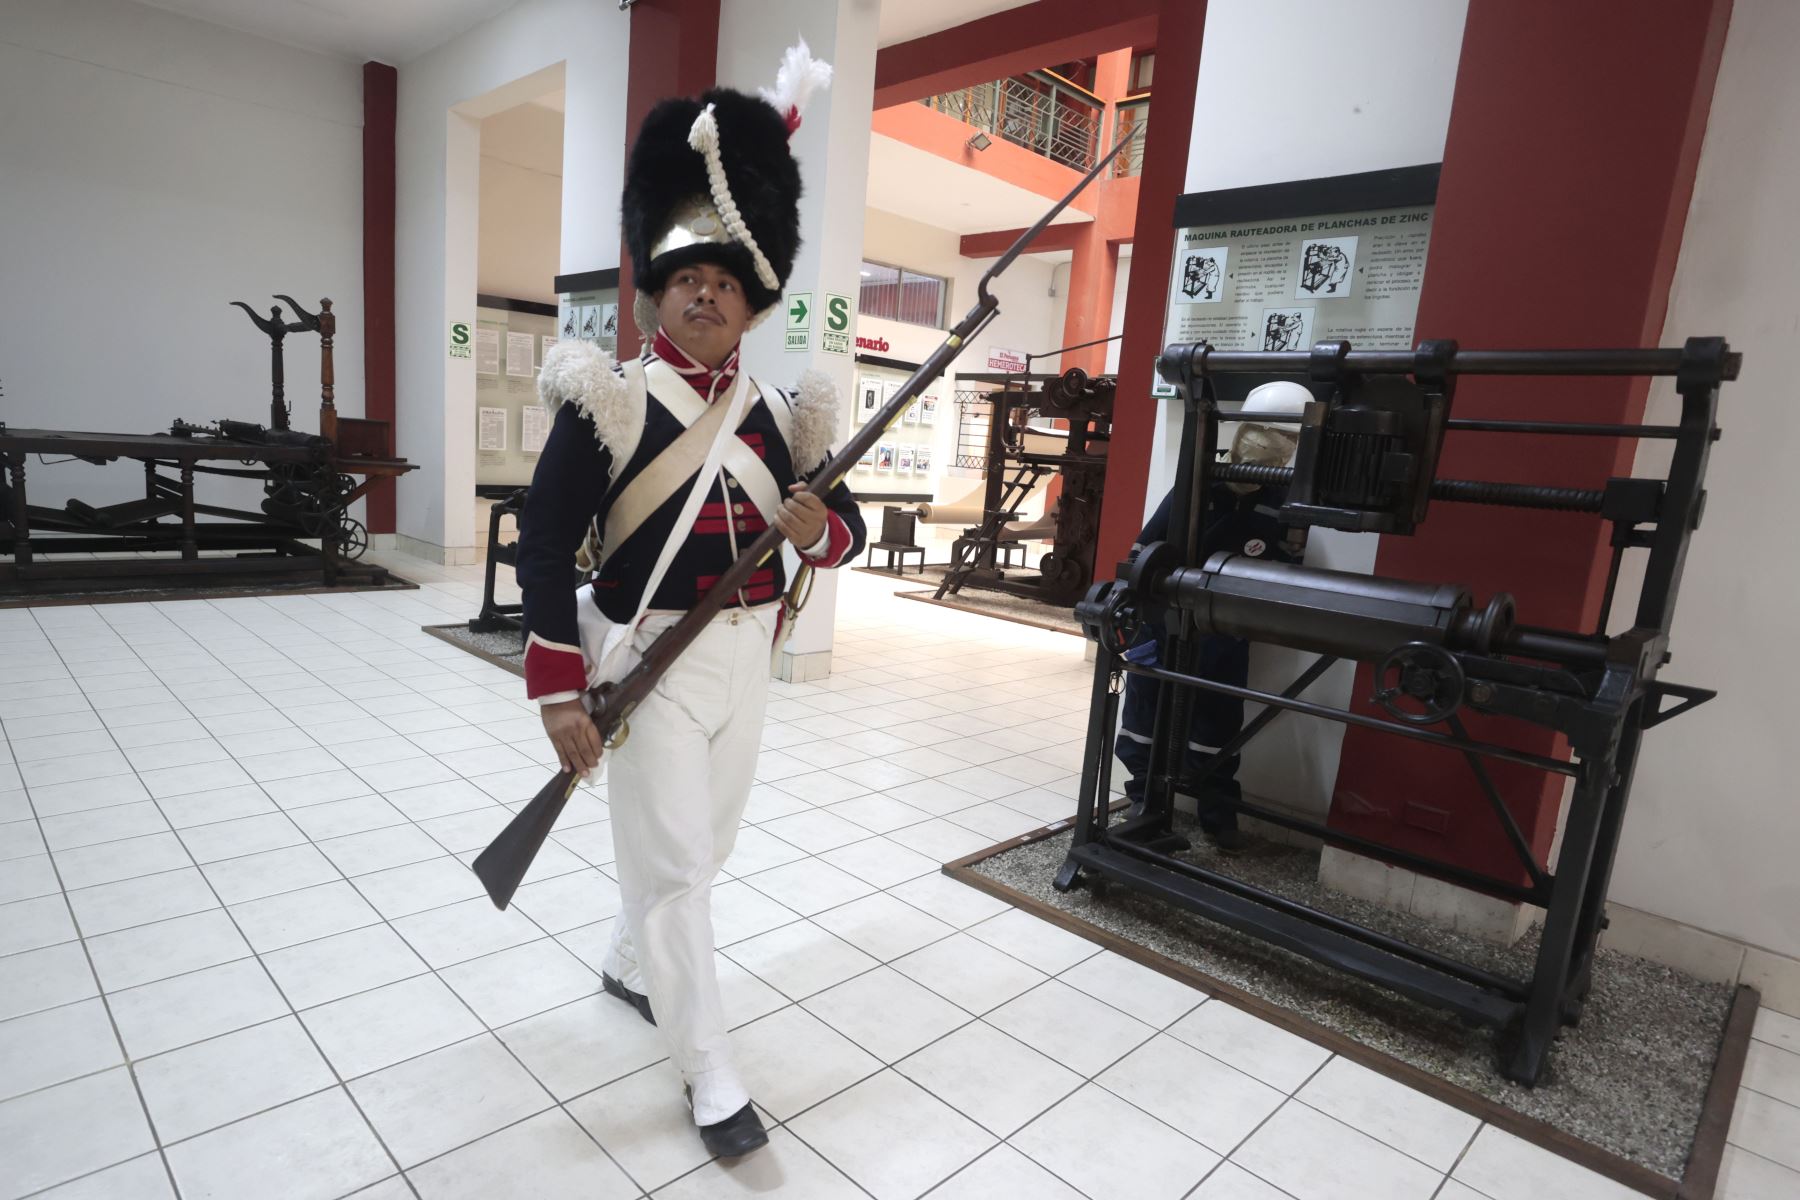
822, 293, 851, 355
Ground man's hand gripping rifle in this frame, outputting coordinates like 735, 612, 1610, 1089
472, 126, 1144, 909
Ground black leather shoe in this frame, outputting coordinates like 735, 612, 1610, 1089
694, 1099, 769, 1158
602, 973, 655, 1026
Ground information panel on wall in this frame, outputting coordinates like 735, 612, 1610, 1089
1163, 166, 1439, 355
474, 301, 556, 489
850, 359, 942, 499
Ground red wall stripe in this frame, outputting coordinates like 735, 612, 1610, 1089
616, 0, 721, 358
361, 61, 398, 535
1326, 0, 1735, 884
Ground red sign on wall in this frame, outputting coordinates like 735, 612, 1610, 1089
987, 346, 1027, 373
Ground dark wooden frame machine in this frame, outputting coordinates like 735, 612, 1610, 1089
1059, 337, 1736, 1085
0, 296, 414, 593
935, 366, 1115, 606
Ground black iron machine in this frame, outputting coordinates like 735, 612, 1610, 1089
1058, 336, 1735, 1084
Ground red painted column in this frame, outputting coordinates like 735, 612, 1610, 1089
1061, 227, 1119, 374
616, 0, 720, 358
361, 62, 397, 534
1327, 0, 1734, 884
1059, 48, 1134, 376
1095, 0, 1205, 570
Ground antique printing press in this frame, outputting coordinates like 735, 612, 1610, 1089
0, 295, 413, 593
1058, 337, 1735, 1084
934, 366, 1115, 606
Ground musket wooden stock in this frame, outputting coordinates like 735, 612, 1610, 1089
473, 125, 1144, 909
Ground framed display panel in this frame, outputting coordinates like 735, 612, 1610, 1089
1165, 165, 1440, 358
474, 298, 557, 489
851, 356, 943, 501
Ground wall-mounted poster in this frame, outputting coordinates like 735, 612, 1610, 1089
476, 302, 555, 488
477, 406, 507, 452
505, 331, 535, 378
521, 404, 549, 455
541, 335, 558, 359
918, 394, 937, 426
896, 444, 914, 473
475, 327, 501, 376
857, 375, 882, 423
600, 303, 620, 340
912, 443, 932, 473
875, 444, 895, 472
558, 301, 579, 341
578, 306, 601, 341
1165, 169, 1435, 353
903, 402, 920, 426
857, 447, 875, 471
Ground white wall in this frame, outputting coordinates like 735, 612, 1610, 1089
1606, 0, 1800, 965
395, 1, 627, 560
479, 103, 563, 304
1103, 251, 1132, 374
0, 0, 364, 517
859, 206, 1063, 502
861, 208, 1063, 379
717, 0, 883, 668
1183, 0, 1469, 195
1155, 0, 1470, 816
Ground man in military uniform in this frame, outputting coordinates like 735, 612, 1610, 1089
514, 43, 860, 1158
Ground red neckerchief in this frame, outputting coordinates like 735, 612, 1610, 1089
652, 328, 740, 400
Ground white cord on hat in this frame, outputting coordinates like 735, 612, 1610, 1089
687, 105, 781, 294
681, 39, 833, 302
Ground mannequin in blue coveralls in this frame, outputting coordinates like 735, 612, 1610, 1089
1116, 382, 1310, 850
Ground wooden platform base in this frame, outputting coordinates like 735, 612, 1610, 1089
942, 821, 1758, 1200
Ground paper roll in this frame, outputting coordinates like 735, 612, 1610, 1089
915, 502, 986, 525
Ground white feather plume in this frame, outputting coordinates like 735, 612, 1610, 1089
759, 37, 833, 121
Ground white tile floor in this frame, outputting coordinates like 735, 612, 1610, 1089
1, 547, 1795, 1200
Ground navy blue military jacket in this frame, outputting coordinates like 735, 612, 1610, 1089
1139, 481, 1297, 568
515, 339, 866, 697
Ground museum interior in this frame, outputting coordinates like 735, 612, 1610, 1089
1, 1, 1796, 1197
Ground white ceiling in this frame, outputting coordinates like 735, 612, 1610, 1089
878, 0, 1036, 48
131, 0, 522, 64
866, 133, 1092, 236
134, 0, 1037, 63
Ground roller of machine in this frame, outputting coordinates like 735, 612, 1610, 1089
1163, 553, 1516, 661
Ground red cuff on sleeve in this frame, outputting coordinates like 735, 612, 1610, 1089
800, 512, 853, 569
524, 634, 588, 698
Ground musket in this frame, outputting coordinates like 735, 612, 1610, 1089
473, 125, 1144, 908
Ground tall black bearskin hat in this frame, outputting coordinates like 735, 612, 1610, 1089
622, 40, 832, 334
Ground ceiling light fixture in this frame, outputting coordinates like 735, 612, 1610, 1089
966, 131, 992, 152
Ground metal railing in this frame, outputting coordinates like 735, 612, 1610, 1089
1112, 98, 1149, 178
923, 72, 1102, 172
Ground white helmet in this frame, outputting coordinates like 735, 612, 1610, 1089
1239, 380, 1311, 418
1229, 380, 1310, 478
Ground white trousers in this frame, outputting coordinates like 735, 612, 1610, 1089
601, 606, 772, 1123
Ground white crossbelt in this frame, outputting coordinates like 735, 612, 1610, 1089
600, 359, 785, 558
